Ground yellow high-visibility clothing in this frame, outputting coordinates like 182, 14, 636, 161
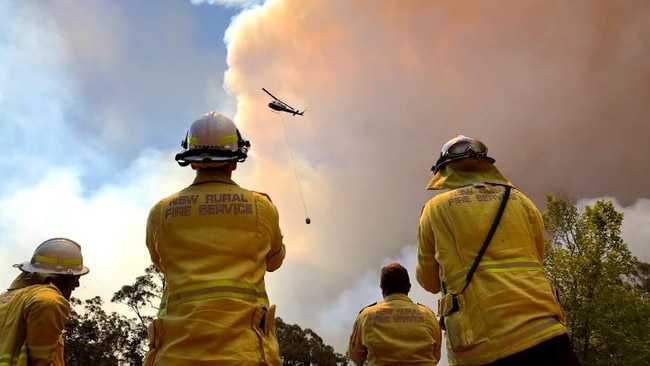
144, 171, 286, 366
417, 160, 567, 366
0, 273, 69, 366
348, 293, 442, 365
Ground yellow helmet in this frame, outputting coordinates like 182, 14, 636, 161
15, 238, 90, 276
431, 135, 495, 174
175, 111, 251, 167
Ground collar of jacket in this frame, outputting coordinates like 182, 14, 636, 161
9, 272, 49, 290
426, 159, 511, 190
192, 170, 238, 186
383, 293, 413, 303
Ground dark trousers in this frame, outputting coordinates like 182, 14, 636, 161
487, 334, 580, 366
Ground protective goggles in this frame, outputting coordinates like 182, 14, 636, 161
431, 138, 489, 172
442, 139, 488, 158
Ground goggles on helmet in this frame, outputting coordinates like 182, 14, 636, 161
443, 138, 487, 158
431, 136, 493, 173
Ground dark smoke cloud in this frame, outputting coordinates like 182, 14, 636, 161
229, 0, 650, 205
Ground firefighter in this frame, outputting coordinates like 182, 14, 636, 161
348, 262, 442, 365
416, 135, 580, 366
0, 238, 90, 366
143, 111, 286, 366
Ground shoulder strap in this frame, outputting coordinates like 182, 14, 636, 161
460, 185, 511, 294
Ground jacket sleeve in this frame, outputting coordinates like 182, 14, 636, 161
520, 191, 546, 261
347, 314, 367, 363
255, 193, 286, 272
24, 288, 70, 366
531, 204, 545, 261
146, 202, 163, 271
416, 204, 441, 294
418, 303, 443, 363
431, 310, 443, 362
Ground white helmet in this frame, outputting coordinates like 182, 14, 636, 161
175, 111, 251, 167
15, 238, 90, 276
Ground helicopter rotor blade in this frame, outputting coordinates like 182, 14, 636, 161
279, 100, 293, 109
262, 88, 280, 101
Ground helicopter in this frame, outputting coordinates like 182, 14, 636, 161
262, 88, 304, 116
262, 87, 310, 224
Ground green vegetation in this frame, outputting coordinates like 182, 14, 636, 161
543, 195, 650, 366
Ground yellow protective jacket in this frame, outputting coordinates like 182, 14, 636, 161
348, 293, 442, 365
416, 159, 567, 366
144, 171, 286, 366
0, 273, 69, 366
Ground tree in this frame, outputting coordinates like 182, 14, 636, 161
111, 265, 163, 326
630, 261, 650, 298
276, 317, 350, 365
64, 266, 163, 366
64, 296, 141, 366
110, 264, 164, 364
274, 317, 365, 365
543, 195, 650, 365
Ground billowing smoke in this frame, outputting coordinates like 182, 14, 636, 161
222, 0, 650, 351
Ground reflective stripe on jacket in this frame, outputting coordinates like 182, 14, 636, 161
416, 162, 567, 366
144, 171, 285, 365
348, 294, 442, 365
159, 279, 269, 311
0, 277, 69, 366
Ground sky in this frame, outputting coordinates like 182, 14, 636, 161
1, 0, 649, 361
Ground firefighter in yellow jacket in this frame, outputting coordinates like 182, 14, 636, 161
348, 262, 442, 365
416, 135, 580, 366
143, 111, 286, 366
0, 238, 90, 366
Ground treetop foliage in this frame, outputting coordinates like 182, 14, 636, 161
543, 195, 650, 366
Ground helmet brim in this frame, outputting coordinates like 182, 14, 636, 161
17, 261, 90, 276
433, 155, 495, 174
175, 149, 247, 167
427, 158, 509, 191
